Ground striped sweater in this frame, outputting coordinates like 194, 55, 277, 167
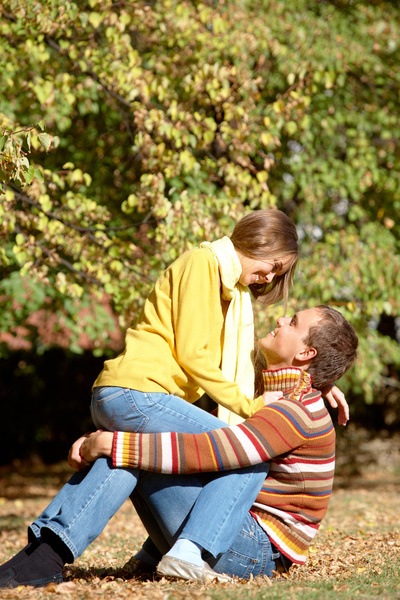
112, 367, 336, 565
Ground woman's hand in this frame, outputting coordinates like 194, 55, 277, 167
68, 433, 92, 472
323, 385, 349, 426
79, 430, 114, 462
262, 391, 283, 406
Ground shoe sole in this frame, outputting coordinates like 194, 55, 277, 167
157, 557, 232, 584
0, 571, 63, 589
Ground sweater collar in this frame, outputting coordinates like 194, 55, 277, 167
200, 236, 242, 300
262, 367, 313, 401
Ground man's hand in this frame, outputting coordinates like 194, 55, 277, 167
79, 430, 114, 462
68, 433, 92, 472
262, 391, 283, 406
323, 385, 349, 426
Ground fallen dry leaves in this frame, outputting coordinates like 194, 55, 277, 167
0, 428, 399, 599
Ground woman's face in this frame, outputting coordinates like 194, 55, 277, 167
236, 252, 290, 287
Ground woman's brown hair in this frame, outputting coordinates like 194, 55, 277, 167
230, 208, 299, 306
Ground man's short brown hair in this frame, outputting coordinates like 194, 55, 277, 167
304, 305, 358, 390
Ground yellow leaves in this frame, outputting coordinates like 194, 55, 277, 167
0, 127, 38, 185
198, 5, 213, 25
313, 69, 336, 89
213, 16, 228, 35
3, 459, 399, 597
53, 581, 78, 593
203, 117, 217, 144
110, 260, 124, 274
24, 39, 50, 63
168, 100, 179, 122
272, 99, 285, 114
256, 170, 269, 184
13, 244, 30, 268
68, 169, 83, 183
179, 149, 198, 173
31, 80, 54, 107
62, 168, 92, 187
140, 173, 165, 193
153, 197, 172, 219
285, 121, 298, 135
0, 246, 10, 267
125, 193, 138, 209
38, 194, 52, 212
15, 233, 25, 247
37, 133, 51, 151
0, 0, 398, 375
260, 132, 279, 149
55, 272, 68, 295
119, 12, 132, 28
87, 12, 103, 29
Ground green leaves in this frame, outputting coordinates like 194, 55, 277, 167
0, 0, 399, 406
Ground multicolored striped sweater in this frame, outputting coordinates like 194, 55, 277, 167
112, 367, 336, 565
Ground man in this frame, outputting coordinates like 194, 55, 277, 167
0, 306, 358, 588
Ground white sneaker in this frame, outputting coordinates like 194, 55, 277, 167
156, 555, 233, 583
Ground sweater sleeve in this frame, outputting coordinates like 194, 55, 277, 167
170, 249, 263, 418
112, 400, 311, 472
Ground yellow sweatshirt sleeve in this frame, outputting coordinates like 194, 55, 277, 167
169, 249, 263, 419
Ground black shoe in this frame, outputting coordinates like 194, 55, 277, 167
0, 541, 39, 577
121, 556, 158, 581
0, 566, 63, 589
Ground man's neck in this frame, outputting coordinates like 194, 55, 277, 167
266, 359, 309, 372
265, 361, 297, 370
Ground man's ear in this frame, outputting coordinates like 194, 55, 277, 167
295, 346, 317, 364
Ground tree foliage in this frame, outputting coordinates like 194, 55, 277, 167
1, 0, 399, 404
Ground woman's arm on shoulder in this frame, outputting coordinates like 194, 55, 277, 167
323, 385, 349, 426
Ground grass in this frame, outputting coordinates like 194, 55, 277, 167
0, 428, 399, 599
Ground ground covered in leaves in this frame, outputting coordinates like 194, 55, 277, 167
0, 426, 399, 599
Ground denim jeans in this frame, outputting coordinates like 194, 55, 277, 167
134, 471, 280, 579
30, 388, 270, 570
90, 386, 224, 434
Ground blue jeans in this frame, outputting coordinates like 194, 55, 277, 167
133, 471, 280, 578
90, 386, 224, 434
29, 459, 275, 578
29, 388, 274, 577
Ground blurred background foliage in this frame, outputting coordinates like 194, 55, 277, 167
0, 0, 399, 464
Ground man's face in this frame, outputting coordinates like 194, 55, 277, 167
258, 308, 322, 367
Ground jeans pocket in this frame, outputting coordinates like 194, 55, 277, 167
91, 387, 150, 432
211, 518, 275, 579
